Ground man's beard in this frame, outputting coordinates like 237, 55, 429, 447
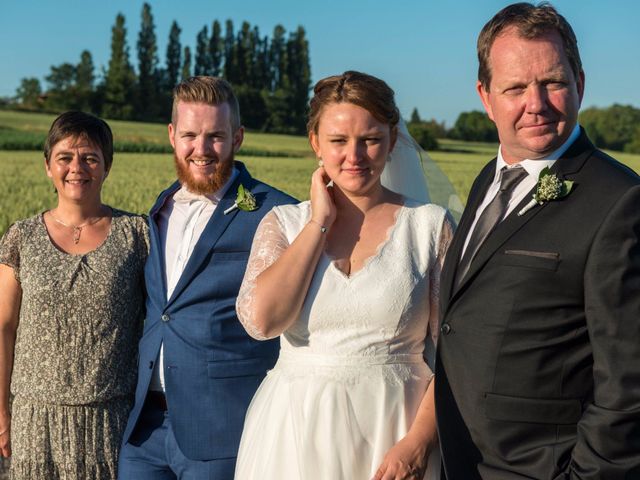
174, 153, 234, 195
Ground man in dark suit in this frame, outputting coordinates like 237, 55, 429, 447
118, 77, 295, 479
435, 3, 640, 479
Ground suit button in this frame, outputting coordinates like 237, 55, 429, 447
161, 314, 170, 322
441, 323, 452, 335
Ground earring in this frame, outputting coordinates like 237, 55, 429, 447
318, 159, 324, 167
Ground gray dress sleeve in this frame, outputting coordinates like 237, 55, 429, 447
0, 222, 22, 282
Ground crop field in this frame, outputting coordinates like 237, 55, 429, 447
0, 110, 312, 157
1, 112, 639, 237
0, 151, 320, 235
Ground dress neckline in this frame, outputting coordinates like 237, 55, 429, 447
39, 207, 115, 257
324, 200, 407, 280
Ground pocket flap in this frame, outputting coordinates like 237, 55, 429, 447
485, 392, 581, 424
497, 250, 560, 270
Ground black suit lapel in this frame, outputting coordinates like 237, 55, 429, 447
450, 130, 595, 299
441, 160, 496, 311
550, 129, 593, 178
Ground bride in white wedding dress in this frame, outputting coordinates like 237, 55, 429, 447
234, 71, 453, 480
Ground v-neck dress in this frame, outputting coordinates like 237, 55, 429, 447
235, 199, 451, 479
0, 209, 149, 480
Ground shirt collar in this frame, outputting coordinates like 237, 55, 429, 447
494, 123, 581, 182
173, 167, 239, 205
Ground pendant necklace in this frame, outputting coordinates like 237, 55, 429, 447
49, 211, 104, 244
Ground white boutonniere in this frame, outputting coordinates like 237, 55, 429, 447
223, 184, 258, 215
518, 167, 574, 216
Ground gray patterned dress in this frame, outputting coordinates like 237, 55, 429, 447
0, 209, 149, 480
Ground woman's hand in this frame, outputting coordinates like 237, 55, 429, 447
372, 431, 433, 480
309, 166, 336, 229
0, 413, 11, 458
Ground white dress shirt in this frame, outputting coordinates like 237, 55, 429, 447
460, 124, 581, 258
149, 168, 238, 392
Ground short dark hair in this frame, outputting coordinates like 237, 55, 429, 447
171, 76, 241, 131
307, 71, 400, 135
44, 111, 114, 171
477, 2, 582, 90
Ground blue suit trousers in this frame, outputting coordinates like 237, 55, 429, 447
118, 401, 235, 480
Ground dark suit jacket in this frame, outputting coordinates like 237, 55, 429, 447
435, 131, 640, 479
122, 162, 296, 461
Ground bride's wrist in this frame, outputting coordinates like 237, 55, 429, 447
405, 426, 437, 453
308, 218, 329, 233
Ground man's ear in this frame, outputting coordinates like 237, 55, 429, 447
476, 80, 495, 122
168, 122, 176, 150
233, 126, 245, 153
576, 70, 585, 106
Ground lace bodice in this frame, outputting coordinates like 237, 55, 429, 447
237, 199, 453, 359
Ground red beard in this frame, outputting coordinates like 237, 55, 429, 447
174, 153, 234, 195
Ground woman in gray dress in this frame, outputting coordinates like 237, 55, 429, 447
0, 112, 149, 479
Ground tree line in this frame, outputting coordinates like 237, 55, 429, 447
409, 105, 640, 154
13, 4, 311, 134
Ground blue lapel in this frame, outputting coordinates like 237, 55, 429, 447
165, 163, 253, 307
148, 180, 181, 302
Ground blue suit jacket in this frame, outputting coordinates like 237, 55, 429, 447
122, 162, 296, 461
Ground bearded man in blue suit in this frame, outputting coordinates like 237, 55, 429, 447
118, 76, 296, 479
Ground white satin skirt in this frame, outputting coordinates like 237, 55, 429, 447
235, 351, 441, 480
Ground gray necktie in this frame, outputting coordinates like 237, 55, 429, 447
456, 166, 528, 287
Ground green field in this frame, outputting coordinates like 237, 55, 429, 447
1, 111, 639, 236
0, 151, 319, 235
0, 110, 312, 157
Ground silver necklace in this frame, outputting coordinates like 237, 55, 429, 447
49, 211, 104, 244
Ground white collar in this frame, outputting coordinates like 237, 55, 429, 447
494, 124, 581, 182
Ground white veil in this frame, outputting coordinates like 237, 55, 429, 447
381, 119, 431, 203
381, 119, 463, 221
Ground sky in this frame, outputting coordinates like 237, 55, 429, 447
1, 0, 638, 127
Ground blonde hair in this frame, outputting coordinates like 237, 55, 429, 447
171, 76, 241, 131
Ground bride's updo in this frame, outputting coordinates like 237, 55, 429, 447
307, 71, 400, 135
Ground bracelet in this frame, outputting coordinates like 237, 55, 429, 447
309, 219, 327, 233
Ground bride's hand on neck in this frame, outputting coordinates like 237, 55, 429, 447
310, 166, 336, 229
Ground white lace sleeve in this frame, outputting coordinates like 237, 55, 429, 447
236, 210, 290, 340
428, 212, 455, 346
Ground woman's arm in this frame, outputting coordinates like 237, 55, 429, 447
372, 212, 455, 480
372, 380, 438, 480
0, 264, 21, 458
237, 167, 336, 339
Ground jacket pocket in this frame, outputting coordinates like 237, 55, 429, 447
207, 357, 269, 378
484, 392, 581, 424
498, 249, 560, 271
